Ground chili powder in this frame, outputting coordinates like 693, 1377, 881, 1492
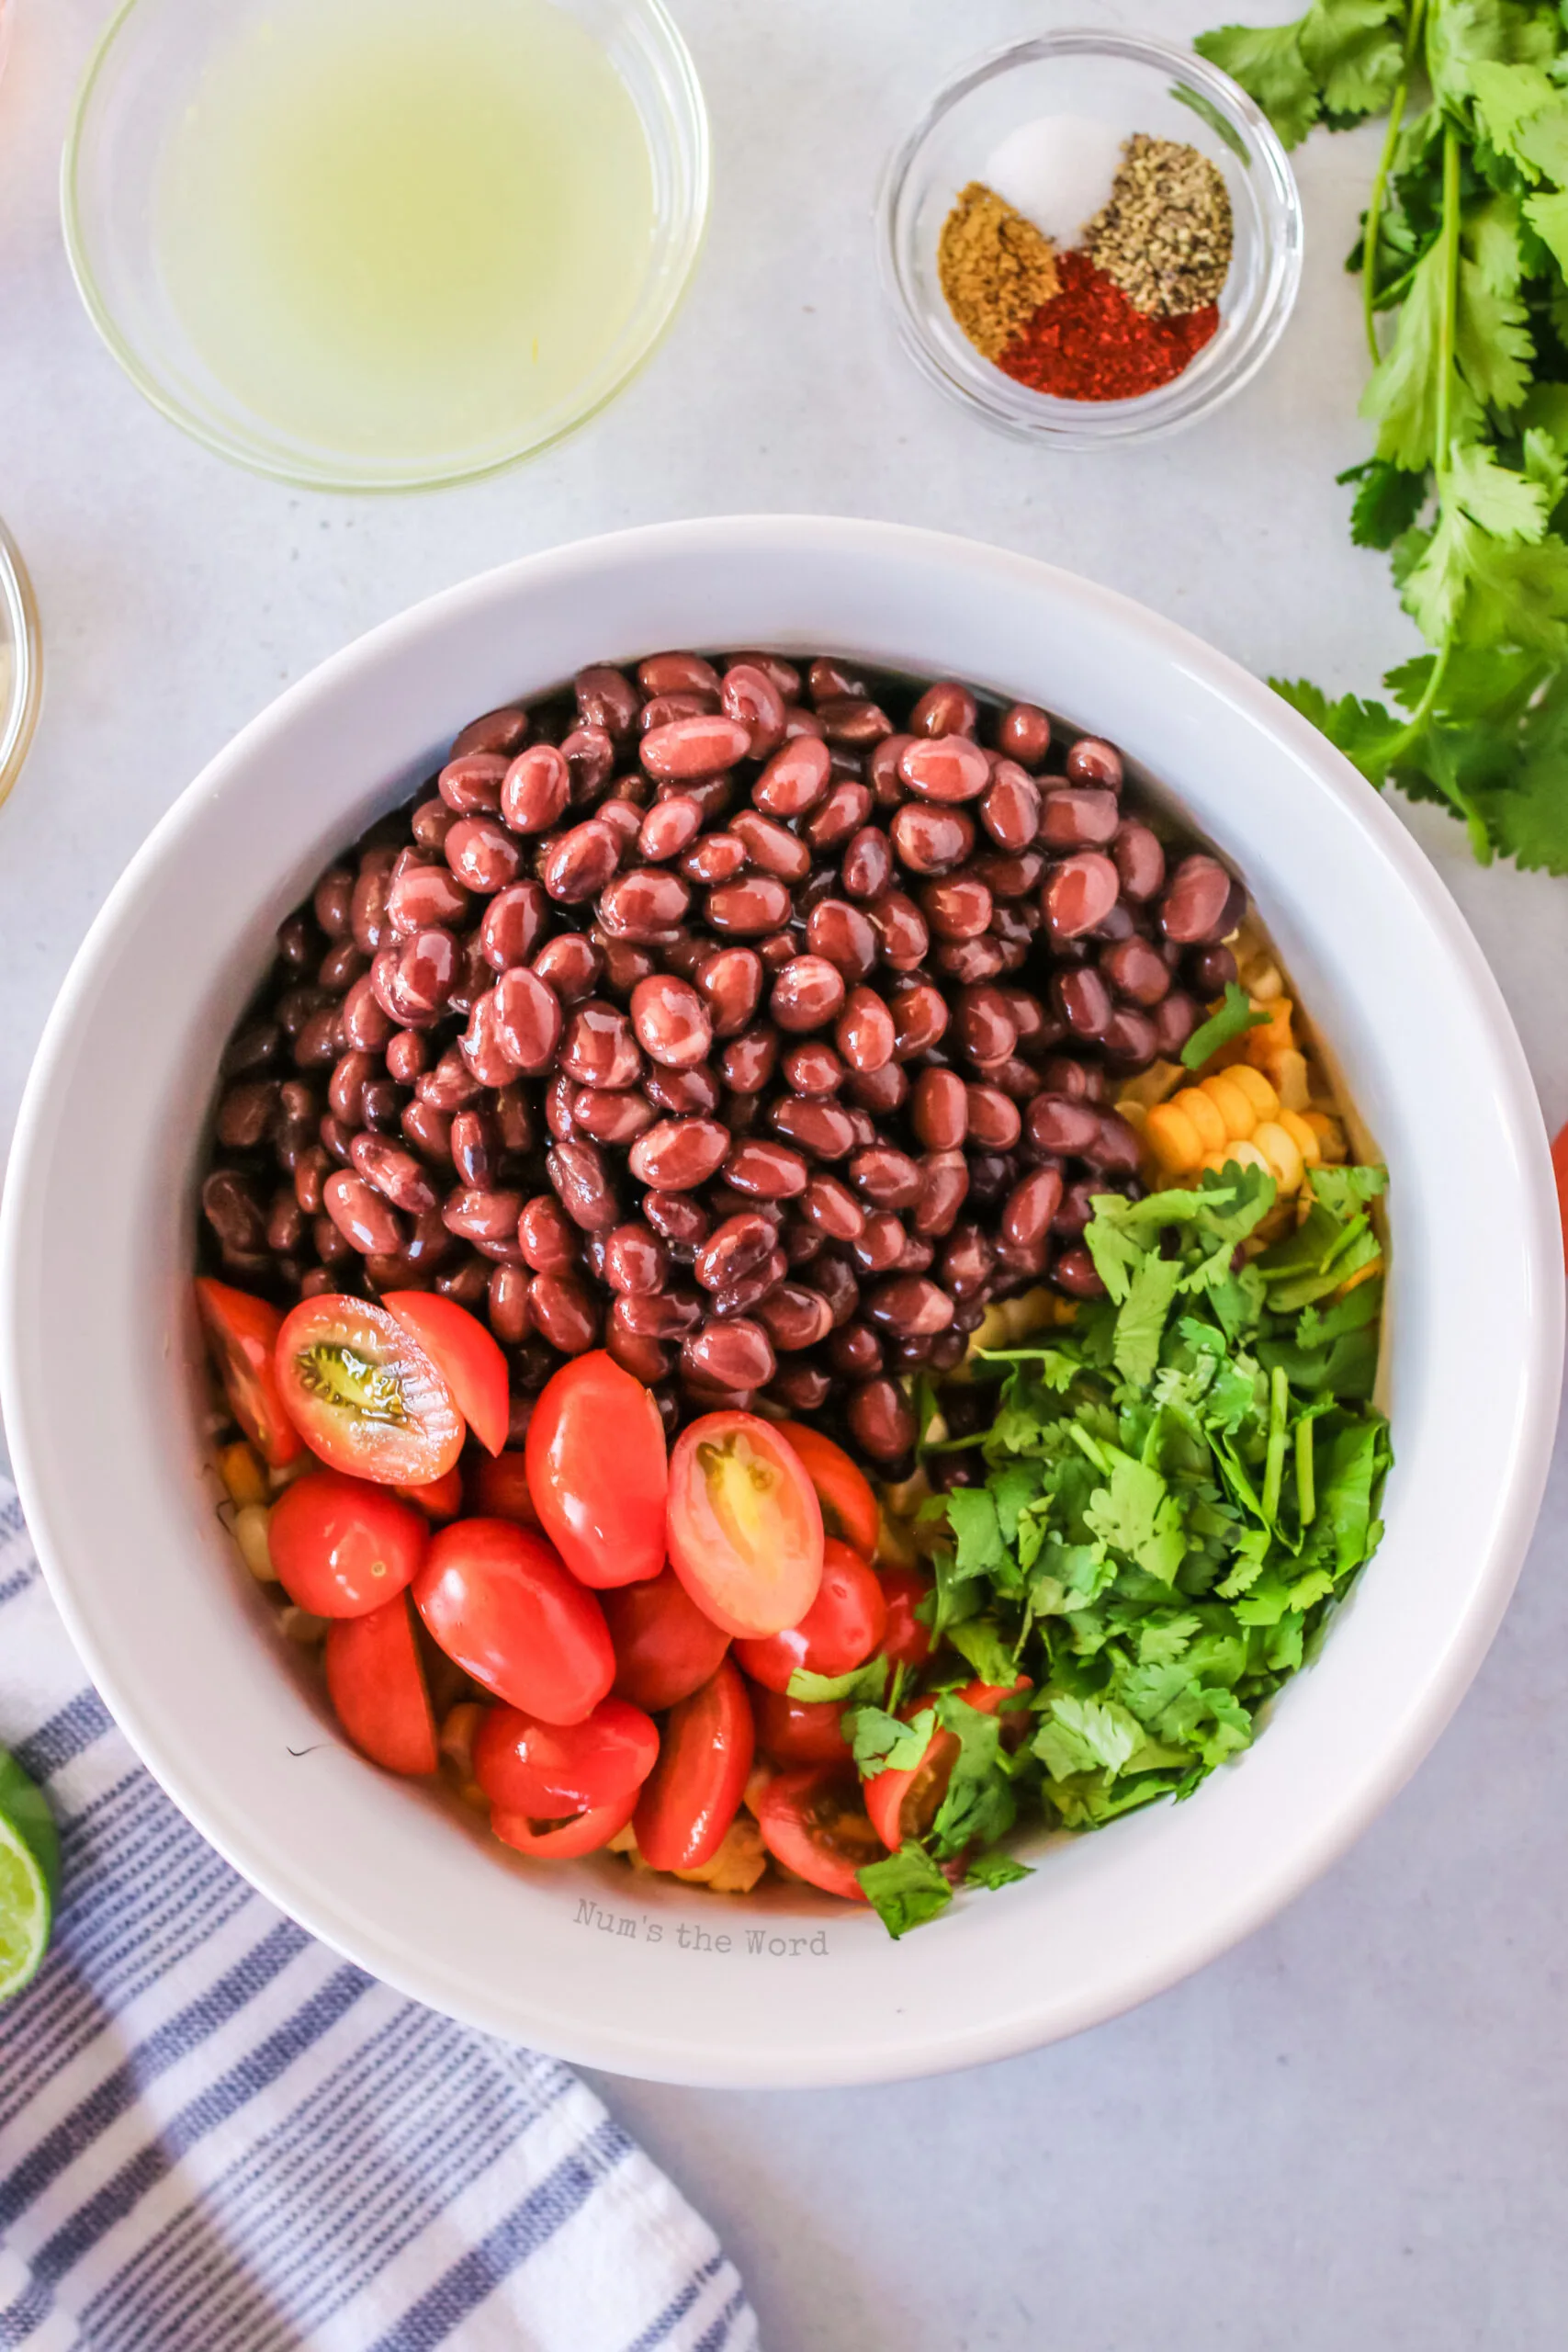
997, 250, 1218, 401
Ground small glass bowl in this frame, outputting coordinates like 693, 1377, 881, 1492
62, 0, 709, 493
0, 517, 41, 813
878, 28, 1302, 450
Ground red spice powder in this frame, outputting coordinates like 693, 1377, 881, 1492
997, 249, 1218, 401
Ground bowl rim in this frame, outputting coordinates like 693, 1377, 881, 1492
875, 25, 1303, 449
2, 515, 1560, 2086
0, 516, 42, 811
59, 0, 712, 494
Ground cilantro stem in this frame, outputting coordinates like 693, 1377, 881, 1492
1295, 1415, 1316, 1527
1433, 119, 1461, 480
1360, 0, 1427, 365
1261, 1365, 1290, 1525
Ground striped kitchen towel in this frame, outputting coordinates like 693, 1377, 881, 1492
0, 1479, 759, 2352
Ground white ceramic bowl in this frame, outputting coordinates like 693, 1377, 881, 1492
2, 518, 1559, 2087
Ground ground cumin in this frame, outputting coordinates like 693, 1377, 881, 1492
937, 181, 1060, 360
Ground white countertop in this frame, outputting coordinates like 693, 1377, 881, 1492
4, 2, 1567, 2344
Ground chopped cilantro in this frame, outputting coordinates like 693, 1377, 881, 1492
785, 1657, 888, 1706
1180, 982, 1271, 1069
856, 1844, 953, 1938
878, 1161, 1391, 1928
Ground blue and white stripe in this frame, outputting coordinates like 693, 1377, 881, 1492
0, 1481, 758, 2352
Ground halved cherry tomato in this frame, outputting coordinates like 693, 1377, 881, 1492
268, 1469, 429, 1618
525, 1351, 667, 1589
412, 1518, 614, 1725
382, 1291, 510, 1458
752, 1687, 852, 1769
878, 1565, 934, 1670
491, 1790, 639, 1860
397, 1464, 464, 1521
634, 1657, 755, 1873
666, 1412, 823, 1638
601, 1569, 730, 1713
465, 1451, 538, 1526
774, 1421, 880, 1560
733, 1539, 887, 1695
275, 1295, 463, 1486
195, 1279, 301, 1468
324, 1591, 437, 1774
755, 1768, 880, 1901
863, 1721, 961, 1851
863, 1676, 1034, 1849
1553, 1119, 1568, 1273
474, 1697, 659, 1820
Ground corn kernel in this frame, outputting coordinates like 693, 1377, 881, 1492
1278, 1108, 1322, 1167
1271, 1047, 1311, 1113
1202, 1072, 1258, 1139
1253, 1120, 1304, 1193
607, 1821, 639, 1856
1304, 1110, 1348, 1163
232, 1502, 277, 1582
1245, 999, 1294, 1068
1173, 1086, 1228, 1155
1116, 1058, 1186, 1113
218, 1441, 267, 1509
1145, 1102, 1203, 1174
876, 1509, 918, 1572
1246, 961, 1284, 1003
1201, 1139, 1270, 1179
439, 1701, 485, 1784
675, 1815, 769, 1894
1227, 1064, 1279, 1120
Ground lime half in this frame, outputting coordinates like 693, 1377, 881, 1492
0, 1748, 58, 1998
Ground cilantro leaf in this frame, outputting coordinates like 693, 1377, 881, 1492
786, 1657, 888, 1706
1340, 458, 1430, 548
857, 1845, 953, 1939
1193, 21, 1321, 146
964, 1849, 1034, 1892
1309, 1162, 1388, 1214
947, 1616, 1022, 1689
1181, 981, 1272, 1069
1299, 0, 1404, 119
1084, 1454, 1188, 1583
1111, 1252, 1186, 1389
847, 1703, 936, 1778
942, 1487, 1007, 1582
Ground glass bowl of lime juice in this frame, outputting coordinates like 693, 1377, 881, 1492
63, 0, 708, 492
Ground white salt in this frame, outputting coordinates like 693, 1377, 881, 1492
983, 115, 1126, 248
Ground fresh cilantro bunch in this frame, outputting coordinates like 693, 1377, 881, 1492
1196, 0, 1568, 870
846, 1162, 1391, 1936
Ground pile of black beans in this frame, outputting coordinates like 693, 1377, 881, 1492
199, 652, 1245, 1475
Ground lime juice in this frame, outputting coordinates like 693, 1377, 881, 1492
153, 0, 656, 471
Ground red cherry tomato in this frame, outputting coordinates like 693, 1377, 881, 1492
733, 1539, 887, 1695
666, 1412, 824, 1638
465, 1451, 538, 1526
601, 1569, 730, 1713
274, 1295, 463, 1486
863, 1677, 1033, 1849
634, 1657, 755, 1873
383, 1291, 510, 1458
755, 1768, 881, 1901
267, 1469, 429, 1618
412, 1519, 615, 1725
491, 1790, 639, 1860
525, 1351, 667, 1589
397, 1464, 464, 1521
324, 1591, 437, 1774
1553, 1120, 1568, 1272
773, 1421, 880, 1560
474, 1697, 659, 1820
752, 1687, 852, 1769
863, 1720, 961, 1851
878, 1565, 934, 1669
195, 1279, 302, 1467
